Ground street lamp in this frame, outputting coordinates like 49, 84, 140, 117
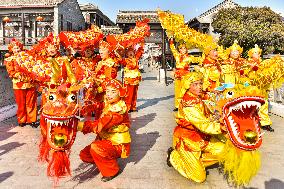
36, 16, 44, 22
2, 16, 11, 45
3, 16, 10, 23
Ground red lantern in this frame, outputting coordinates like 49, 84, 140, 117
3, 16, 10, 23
36, 16, 44, 22
4, 53, 11, 58
252, 66, 258, 71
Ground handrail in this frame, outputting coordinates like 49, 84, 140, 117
0, 36, 47, 46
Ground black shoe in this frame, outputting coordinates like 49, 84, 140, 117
31, 122, 40, 128
262, 125, 274, 132
173, 108, 178, 112
101, 172, 119, 182
19, 123, 26, 127
167, 147, 174, 167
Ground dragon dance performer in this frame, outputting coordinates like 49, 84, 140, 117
167, 72, 225, 183
94, 40, 118, 85
199, 47, 221, 94
244, 45, 274, 132
5, 39, 38, 128
90, 40, 119, 119
71, 43, 102, 119
122, 44, 144, 112
25, 33, 62, 108
221, 40, 245, 84
78, 79, 131, 182
170, 38, 191, 111
71, 43, 100, 81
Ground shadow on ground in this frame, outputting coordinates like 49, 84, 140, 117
71, 162, 99, 184
0, 142, 25, 157
0, 125, 17, 142
137, 95, 174, 111
265, 178, 284, 189
70, 113, 158, 184
120, 113, 160, 170
0, 171, 13, 183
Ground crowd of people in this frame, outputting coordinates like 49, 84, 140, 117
4, 25, 145, 182
3, 10, 284, 187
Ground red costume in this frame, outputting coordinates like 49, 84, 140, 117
79, 79, 131, 178
5, 40, 37, 127
122, 46, 144, 111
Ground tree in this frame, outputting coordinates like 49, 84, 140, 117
212, 6, 284, 55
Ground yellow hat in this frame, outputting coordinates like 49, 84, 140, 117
178, 42, 187, 49
203, 44, 218, 55
228, 40, 243, 53
179, 72, 203, 99
248, 44, 262, 58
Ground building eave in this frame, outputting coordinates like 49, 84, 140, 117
0, 5, 55, 8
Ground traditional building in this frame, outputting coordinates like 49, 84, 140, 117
80, 3, 114, 29
0, 0, 85, 65
116, 11, 173, 70
187, 0, 239, 34
101, 25, 123, 35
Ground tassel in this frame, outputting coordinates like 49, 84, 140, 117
47, 150, 71, 179
38, 136, 50, 163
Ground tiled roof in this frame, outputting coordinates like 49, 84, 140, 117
0, 0, 65, 7
116, 11, 160, 23
79, 3, 98, 10
188, 0, 239, 23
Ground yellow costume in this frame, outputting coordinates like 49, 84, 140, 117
170, 43, 191, 108
169, 72, 224, 183
243, 45, 272, 128
199, 57, 221, 92
221, 41, 245, 84
158, 9, 277, 186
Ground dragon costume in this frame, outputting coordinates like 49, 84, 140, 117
158, 9, 284, 186
168, 72, 265, 186
5, 21, 149, 183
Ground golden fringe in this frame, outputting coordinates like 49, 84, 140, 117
218, 140, 261, 186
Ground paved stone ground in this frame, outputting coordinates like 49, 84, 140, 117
0, 69, 284, 189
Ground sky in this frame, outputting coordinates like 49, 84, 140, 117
77, 0, 284, 22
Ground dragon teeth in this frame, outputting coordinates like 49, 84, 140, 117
259, 132, 266, 137
45, 118, 72, 127
229, 101, 261, 113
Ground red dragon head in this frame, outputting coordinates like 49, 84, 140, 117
39, 58, 81, 180
41, 83, 79, 152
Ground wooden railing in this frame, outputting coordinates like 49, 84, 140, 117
0, 37, 42, 47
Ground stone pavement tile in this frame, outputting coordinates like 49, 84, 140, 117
118, 178, 168, 189
166, 179, 212, 189
119, 168, 151, 179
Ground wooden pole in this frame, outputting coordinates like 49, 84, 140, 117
162, 29, 167, 85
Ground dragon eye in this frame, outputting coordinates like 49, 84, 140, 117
226, 91, 234, 98
49, 94, 56, 101
68, 94, 77, 102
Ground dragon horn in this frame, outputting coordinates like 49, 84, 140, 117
63, 57, 77, 84
48, 58, 61, 84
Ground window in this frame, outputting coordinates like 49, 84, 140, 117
60, 14, 63, 31
67, 21, 72, 31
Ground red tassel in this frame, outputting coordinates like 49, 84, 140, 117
38, 136, 50, 163
47, 150, 71, 179
61, 62, 67, 82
